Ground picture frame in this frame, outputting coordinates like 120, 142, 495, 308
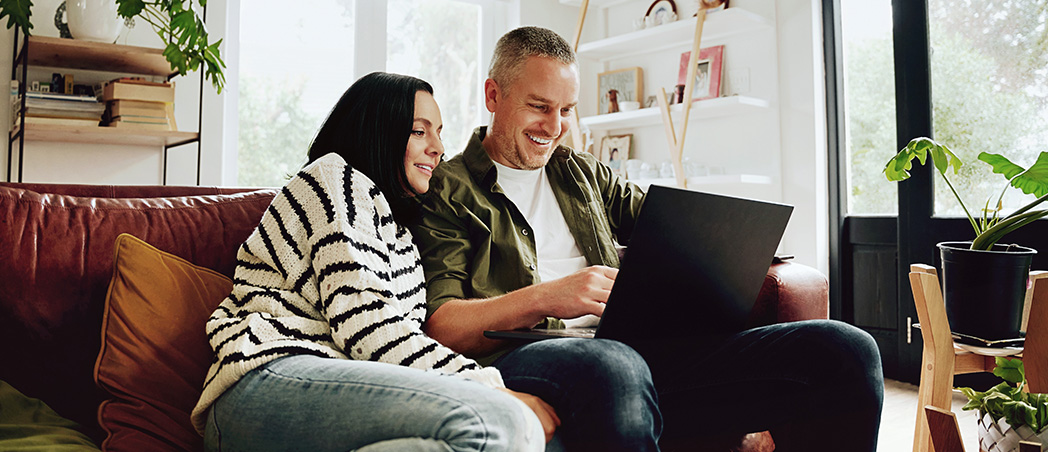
598, 67, 643, 115
600, 134, 632, 175
677, 45, 724, 102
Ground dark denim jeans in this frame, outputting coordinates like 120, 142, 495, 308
493, 319, 883, 452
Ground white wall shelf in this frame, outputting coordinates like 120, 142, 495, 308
577, 9, 771, 61
628, 174, 773, 190
580, 95, 769, 131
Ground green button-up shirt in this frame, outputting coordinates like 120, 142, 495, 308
412, 127, 646, 364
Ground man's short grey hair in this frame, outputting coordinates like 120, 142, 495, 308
489, 26, 577, 90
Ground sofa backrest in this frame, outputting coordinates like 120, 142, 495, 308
0, 183, 277, 442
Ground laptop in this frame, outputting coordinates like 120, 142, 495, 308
483, 185, 793, 347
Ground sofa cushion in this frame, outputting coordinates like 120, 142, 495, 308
0, 184, 276, 442
0, 380, 100, 451
95, 234, 232, 451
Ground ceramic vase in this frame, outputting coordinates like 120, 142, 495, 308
67, 0, 122, 43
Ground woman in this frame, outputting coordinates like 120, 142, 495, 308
190, 72, 553, 452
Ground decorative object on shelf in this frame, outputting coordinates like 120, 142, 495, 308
66, 0, 123, 43
678, 45, 724, 101
606, 89, 620, 113
884, 137, 1048, 341
695, 0, 728, 15
53, 2, 72, 39
600, 134, 632, 175
958, 358, 1048, 452
598, 67, 643, 115
644, 95, 658, 108
645, 0, 678, 26
619, 101, 641, 112
0, 0, 226, 92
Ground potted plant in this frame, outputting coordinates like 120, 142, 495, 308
958, 357, 1048, 451
884, 137, 1048, 341
0, 0, 225, 92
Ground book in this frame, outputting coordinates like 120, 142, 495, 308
109, 100, 168, 119
111, 115, 168, 125
25, 109, 105, 120
102, 81, 175, 103
107, 119, 172, 131
17, 116, 101, 127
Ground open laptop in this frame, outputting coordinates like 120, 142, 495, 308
483, 185, 793, 348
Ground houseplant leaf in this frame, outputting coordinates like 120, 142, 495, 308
993, 356, 1025, 385
980, 151, 1048, 198
0, 0, 33, 32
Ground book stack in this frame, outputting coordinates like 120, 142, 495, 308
101, 78, 177, 131
10, 81, 105, 128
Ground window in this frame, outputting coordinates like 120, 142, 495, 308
840, 0, 897, 215
928, 1, 1048, 217
387, 0, 483, 156
235, 0, 496, 187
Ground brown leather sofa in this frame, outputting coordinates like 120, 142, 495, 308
0, 182, 828, 451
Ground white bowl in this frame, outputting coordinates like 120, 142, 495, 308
619, 101, 641, 112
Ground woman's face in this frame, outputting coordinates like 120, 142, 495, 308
404, 90, 444, 195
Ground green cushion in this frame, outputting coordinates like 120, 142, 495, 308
0, 380, 100, 451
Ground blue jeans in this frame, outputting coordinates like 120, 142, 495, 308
494, 319, 883, 452
492, 338, 662, 452
204, 355, 544, 452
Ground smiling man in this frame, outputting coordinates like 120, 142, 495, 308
412, 26, 883, 452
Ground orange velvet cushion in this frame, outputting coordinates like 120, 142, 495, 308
94, 234, 231, 452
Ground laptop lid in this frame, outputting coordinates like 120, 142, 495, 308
592, 185, 793, 344
484, 185, 793, 344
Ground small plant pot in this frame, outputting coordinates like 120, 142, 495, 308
978, 411, 1047, 452
938, 241, 1036, 341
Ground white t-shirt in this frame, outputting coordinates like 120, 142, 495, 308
493, 162, 589, 283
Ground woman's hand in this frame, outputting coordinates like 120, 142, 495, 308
498, 388, 560, 443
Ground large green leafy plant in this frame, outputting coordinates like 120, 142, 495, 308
0, 0, 225, 92
884, 137, 1048, 250
959, 357, 1048, 432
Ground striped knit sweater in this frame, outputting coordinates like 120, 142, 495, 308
191, 153, 503, 434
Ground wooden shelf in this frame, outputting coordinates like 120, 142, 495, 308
577, 9, 771, 60
580, 95, 769, 131
20, 36, 174, 77
11, 124, 198, 147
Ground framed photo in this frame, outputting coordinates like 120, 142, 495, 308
600, 134, 632, 175
677, 45, 724, 102
598, 67, 643, 115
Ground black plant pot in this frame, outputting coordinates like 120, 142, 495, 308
938, 241, 1037, 341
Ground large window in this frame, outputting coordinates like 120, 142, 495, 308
928, 1, 1048, 217
236, 0, 493, 187
840, 0, 897, 215
387, 0, 482, 156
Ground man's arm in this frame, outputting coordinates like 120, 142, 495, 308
423, 266, 617, 356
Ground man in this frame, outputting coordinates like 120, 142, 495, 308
412, 26, 883, 451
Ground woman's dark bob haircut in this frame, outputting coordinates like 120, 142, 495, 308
307, 72, 434, 214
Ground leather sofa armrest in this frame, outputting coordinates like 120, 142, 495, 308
748, 261, 830, 327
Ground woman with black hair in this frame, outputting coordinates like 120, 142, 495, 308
190, 72, 551, 452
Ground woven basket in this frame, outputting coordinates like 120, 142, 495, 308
978, 411, 1048, 452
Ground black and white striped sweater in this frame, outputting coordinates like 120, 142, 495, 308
191, 153, 503, 433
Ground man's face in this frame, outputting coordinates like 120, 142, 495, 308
483, 57, 580, 170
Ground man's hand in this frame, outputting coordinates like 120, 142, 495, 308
498, 388, 560, 443
532, 265, 618, 319
423, 265, 618, 356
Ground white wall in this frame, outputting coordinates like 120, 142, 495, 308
521, 0, 828, 274
0, 0, 232, 186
